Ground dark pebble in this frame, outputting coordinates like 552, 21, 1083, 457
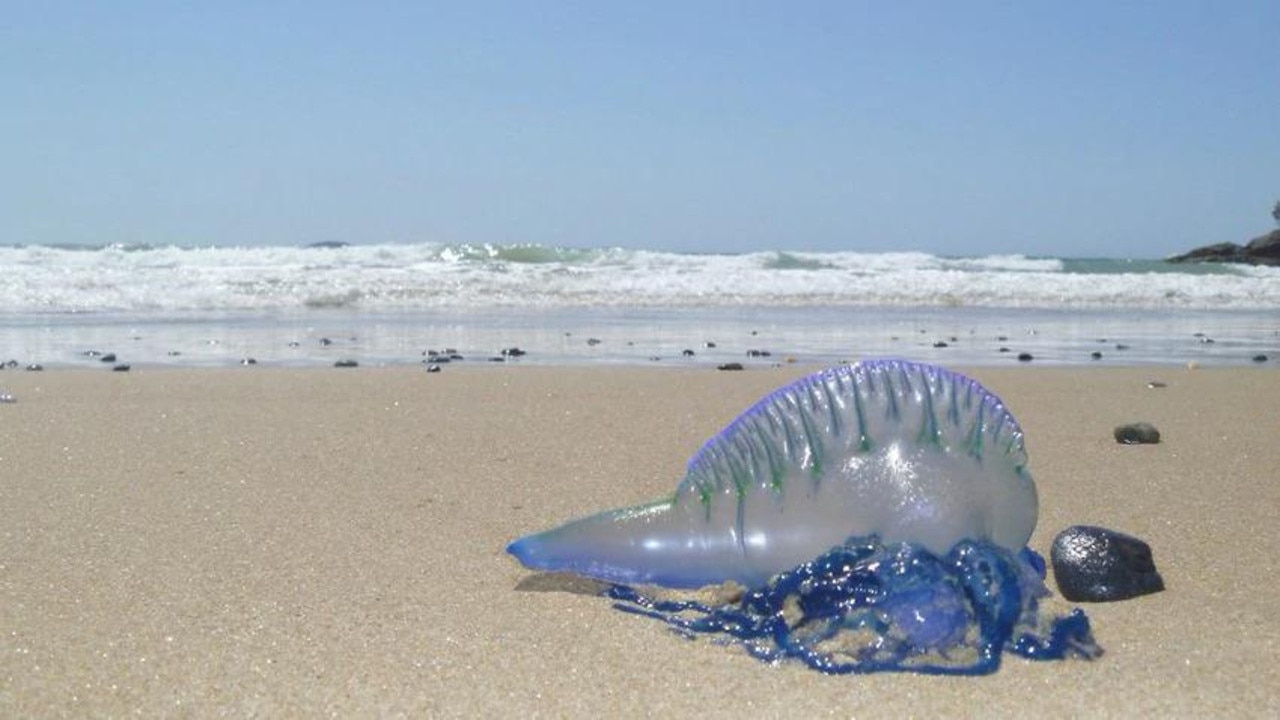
1017, 352, 1034, 362
83, 350, 102, 357
168, 351, 183, 356
100, 353, 117, 363
112, 364, 131, 372
746, 349, 771, 358
334, 359, 359, 368
1114, 422, 1160, 444
241, 358, 257, 365
320, 338, 333, 346
1252, 354, 1268, 363
501, 347, 526, 357
1090, 351, 1103, 360
704, 341, 717, 348
1051, 525, 1164, 602
425, 363, 442, 373
717, 362, 745, 371
3, 359, 17, 369
932, 341, 949, 348
586, 338, 602, 346
998, 347, 1011, 353
26, 364, 43, 372
681, 349, 695, 357
1115, 343, 1130, 350
288, 341, 301, 348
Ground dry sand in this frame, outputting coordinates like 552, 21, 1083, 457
1, 364, 1277, 717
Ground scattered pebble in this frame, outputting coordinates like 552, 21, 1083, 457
1090, 351, 1103, 360
100, 353, 117, 363
1114, 422, 1160, 444
586, 338, 602, 346
425, 349, 464, 361
717, 362, 745, 371
746, 349, 771, 358
1051, 525, 1164, 602
1146, 381, 1167, 389
2, 359, 17, 369
112, 364, 131, 372
241, 358, 257, 365
26, 364, 43, 372
501, 347, 527, 357
334, 359, 358, 368
1017, 352, 1034, 362
682, 349, 695, 357
425, 363, 442, 373
704, 341, 717, 348
932, 341, 948, 348
1252, 354, 1268, 363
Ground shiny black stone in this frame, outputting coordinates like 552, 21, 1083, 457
1051, 525, 1164, 602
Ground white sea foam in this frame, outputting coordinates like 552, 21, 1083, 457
1, 242, 1276, 313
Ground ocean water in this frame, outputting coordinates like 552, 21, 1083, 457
1, 243, 1277, 368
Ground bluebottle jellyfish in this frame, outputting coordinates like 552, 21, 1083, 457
507, 359, 1099, 674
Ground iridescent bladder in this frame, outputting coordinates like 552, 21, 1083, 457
508, 359, 1038, 589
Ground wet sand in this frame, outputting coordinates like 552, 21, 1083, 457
1, 365, 1277, 717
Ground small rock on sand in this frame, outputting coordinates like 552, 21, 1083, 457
1114, 422, 1160, 444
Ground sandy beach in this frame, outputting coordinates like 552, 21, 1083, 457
1, 364, 1277, 717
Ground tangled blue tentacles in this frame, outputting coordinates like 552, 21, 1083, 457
608, 536, 1100, 675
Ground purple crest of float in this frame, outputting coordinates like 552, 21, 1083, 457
507, 359, 1038, 588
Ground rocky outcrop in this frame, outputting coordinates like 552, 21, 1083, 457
1167, 229, 1280, 266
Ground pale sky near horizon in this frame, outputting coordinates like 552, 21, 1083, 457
3, 1, 1277, 258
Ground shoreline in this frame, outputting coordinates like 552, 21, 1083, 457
2, 364, 1277, 716
4, 305, 1278, 371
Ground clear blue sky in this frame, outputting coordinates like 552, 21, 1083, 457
3, 1, 1277, 257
